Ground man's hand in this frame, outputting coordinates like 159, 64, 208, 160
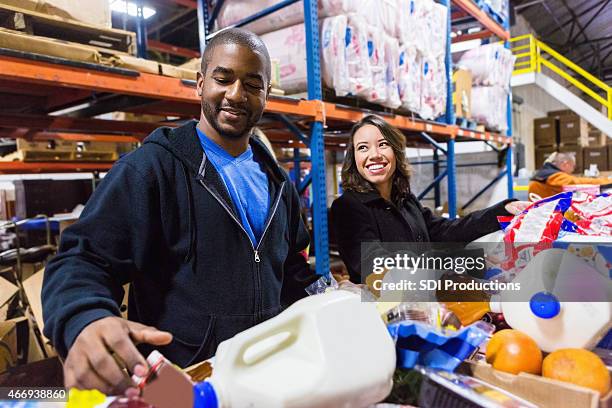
63, 316, 172, 395
504, 201, 531, 215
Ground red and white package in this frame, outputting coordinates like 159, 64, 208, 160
501, 193, 572, 271
570, 193, 612, 221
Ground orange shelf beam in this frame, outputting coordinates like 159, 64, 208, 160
0, 55, 199, 103
451, 0, 509, 41
452, 29, 493, 43
0, 55, 509, 145
0, 162, 113, 174
323, 102, 456, 136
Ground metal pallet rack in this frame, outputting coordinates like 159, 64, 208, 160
0, 0, 512, 277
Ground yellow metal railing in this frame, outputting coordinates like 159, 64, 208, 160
509, 34, 612, 120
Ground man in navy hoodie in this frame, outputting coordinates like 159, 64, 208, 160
42, 28, 316, 394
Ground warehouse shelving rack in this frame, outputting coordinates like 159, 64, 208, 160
0, 0, 512, 276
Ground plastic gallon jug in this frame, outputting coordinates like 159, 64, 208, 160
194, 290, 396, 408
489, 248, 612, 353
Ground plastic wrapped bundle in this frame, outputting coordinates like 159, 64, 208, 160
321, 16, 349, 95
419, 55, 446, 120
364, 25, 387, 104
343, 14, 373, 97
429, 3, 448, 58
378, 0, 401, 38
398, 0, 434, 53
260, 23, 309, 94
321, 14, 373, 97
398, 44, 421, 113
471, 85, 508, 131
457, 44, 515, 89
382, 34, 401, 109
216, 0, 363, 35
216, 0, 312, 35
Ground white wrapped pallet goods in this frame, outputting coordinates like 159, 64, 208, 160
343, 14, 373, 97
263, 14, 372, 97
457, 43, 515, 89
382, 34, 402, 109
398, 0, 434, 53
419, 55, 447, 120
364, 25, 387, 104
216, 0, 363, 35
471, 85, 508, 131
259, 23, 309, 94
398, 44, 422, 113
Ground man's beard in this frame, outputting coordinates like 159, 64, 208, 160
202, 100, 261, 140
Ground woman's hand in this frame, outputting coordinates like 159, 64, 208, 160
504, 201, 531, 215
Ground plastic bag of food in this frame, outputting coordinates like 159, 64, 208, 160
382, 34, 402, 109
398, 45, 421, 113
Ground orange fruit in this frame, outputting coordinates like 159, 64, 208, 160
486, 329, 542, 375
543, 349, 610, 396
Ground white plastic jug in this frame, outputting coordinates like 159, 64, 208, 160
490, 248, 612, 352
195, 290, 396, 408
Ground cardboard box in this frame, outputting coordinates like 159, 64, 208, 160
534, 118, 557, 147
0, 276, 18, 309
159, 63, 197, 81
560, 115, 589, 146
558, 145, 584, 173
535, 146, 557, 169
0, 0, 111, 28
0, 317, 28, 372
547, 109, 575, 120
0, 27, 100, 64
452, 69, 472, 119
584, 146, 609, 172
588, 130, 608, 147
466, 361, 611, 408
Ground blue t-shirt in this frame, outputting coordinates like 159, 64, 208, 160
196, 127, 270, 247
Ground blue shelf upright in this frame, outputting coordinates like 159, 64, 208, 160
504, 16, 514, 199
442, 0, 457, 219
303, 0, 329, 277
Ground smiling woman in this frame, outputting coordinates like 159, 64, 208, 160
331, 115, 524, 283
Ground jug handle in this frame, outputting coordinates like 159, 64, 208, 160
226, 316, 302, 367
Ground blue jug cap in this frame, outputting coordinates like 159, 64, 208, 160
194, 381, 219, 408
529, 291, 560, 319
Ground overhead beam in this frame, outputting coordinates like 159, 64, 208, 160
168, 0, 197, 9
147, 40, 200, 58
558, 0, 599, 62
568, 0, 612, 46
543, 4, 604, 38
452, 30, 493, 43
574, 35, 612, 47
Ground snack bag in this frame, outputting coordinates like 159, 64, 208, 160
502, 192, 572, 271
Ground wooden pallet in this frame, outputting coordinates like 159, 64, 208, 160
0, 140, 120, 162
0, 3, 135, 56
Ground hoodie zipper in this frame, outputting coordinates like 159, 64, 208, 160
199, 180, 286, 320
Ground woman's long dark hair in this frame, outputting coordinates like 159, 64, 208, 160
341, 115, 412, 203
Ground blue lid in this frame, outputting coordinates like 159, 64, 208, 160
529, 291, 561, 319
194, 381, 219, 408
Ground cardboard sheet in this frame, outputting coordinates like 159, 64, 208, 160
0, 27, 100, 63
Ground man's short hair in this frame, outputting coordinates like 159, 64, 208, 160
200, 28, 271, 85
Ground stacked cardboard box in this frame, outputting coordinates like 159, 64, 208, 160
558, 115, 589, 147
533, 110, 591, 172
